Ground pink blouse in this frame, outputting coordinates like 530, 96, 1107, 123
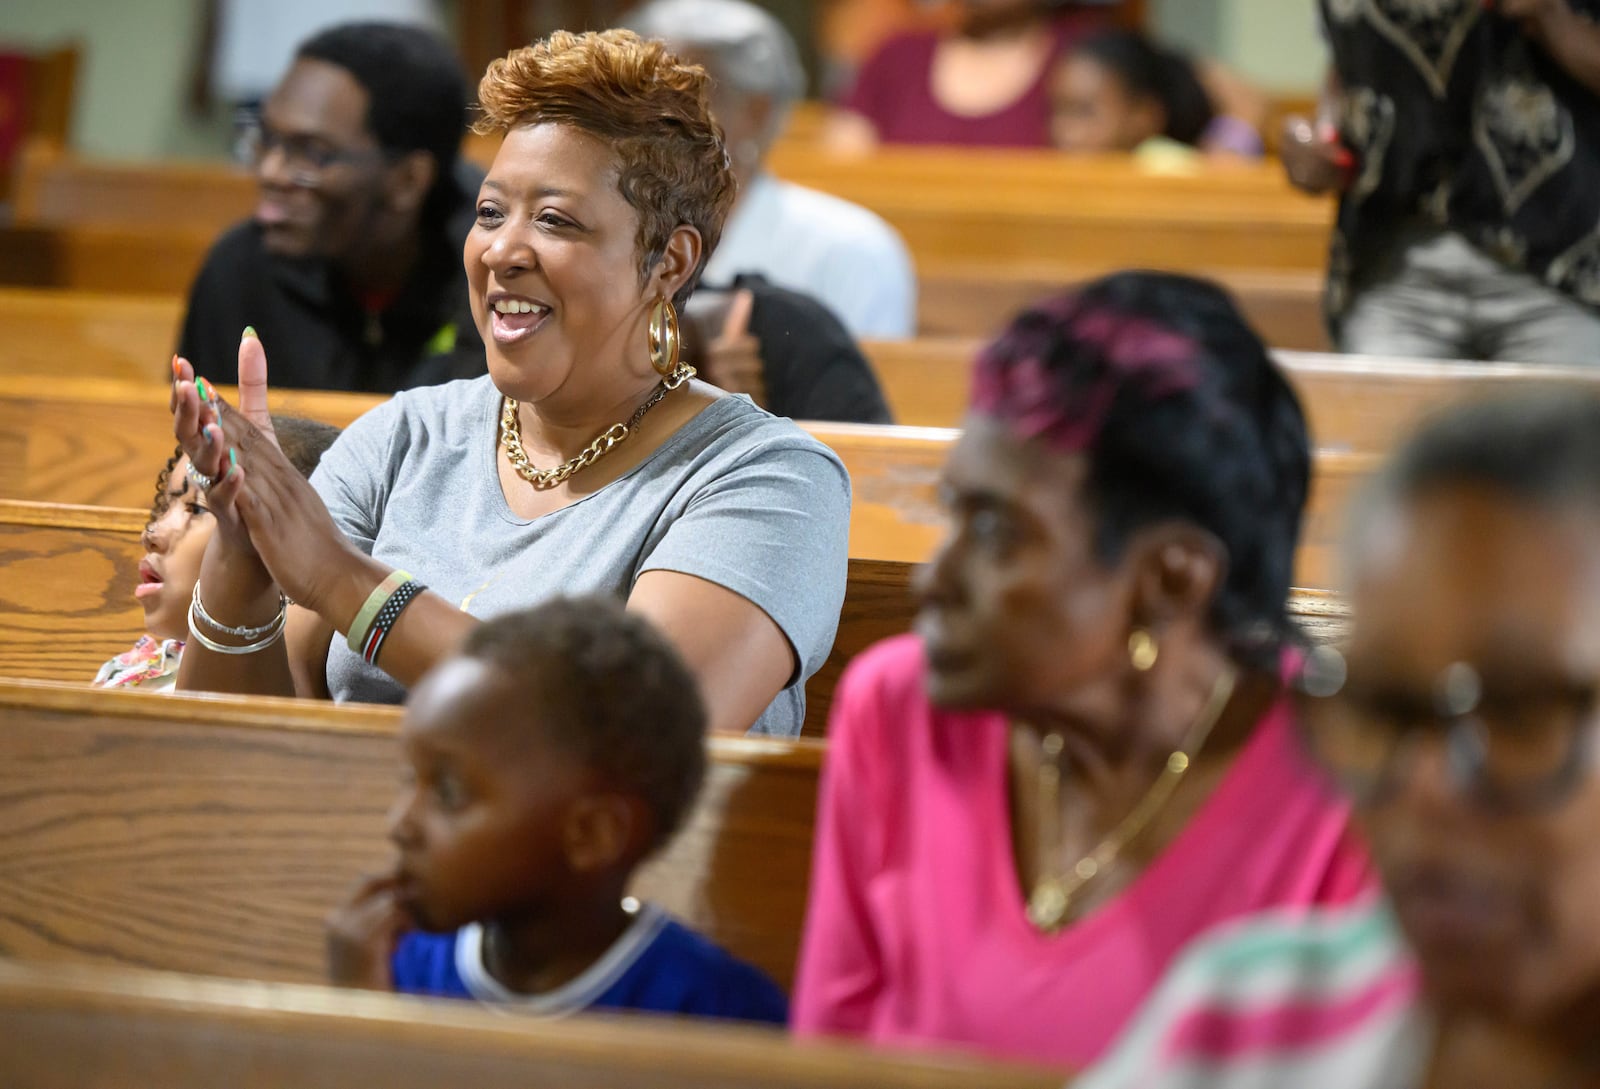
791, 635, 1375, 1070
841, 17, 1099, 148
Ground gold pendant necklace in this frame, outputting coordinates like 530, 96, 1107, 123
1026, 667, 1237, 933
498, 362, 695, 490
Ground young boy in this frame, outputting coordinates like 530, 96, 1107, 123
325, 596, 789, 1023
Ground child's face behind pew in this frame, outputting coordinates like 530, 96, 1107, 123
388, 656, 629, 933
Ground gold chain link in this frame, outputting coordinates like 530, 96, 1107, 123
499, 362, 696, 490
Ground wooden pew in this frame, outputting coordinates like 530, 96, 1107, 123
0, 498, 915, 736
0, 678, 823, 993
860, 338, 1600, 442
0, 375, 1370, 589
11, 149, 1333, 294
0, 960, 1062, 1088
0, 498, 1346, 728
0, 375, 953, 563
916, 263, 1329, 351
0, 287, 183, 383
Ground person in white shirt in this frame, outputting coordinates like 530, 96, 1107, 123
624, 0, 918, 340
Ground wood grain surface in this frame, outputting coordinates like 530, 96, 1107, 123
0, 959, 1065, 1089
0, 679, 821, 991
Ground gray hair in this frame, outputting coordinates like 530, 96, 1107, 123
622, 0, 806, 113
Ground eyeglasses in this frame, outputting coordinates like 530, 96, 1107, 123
232, 111, 385, 188
1294, 645, 1600, 812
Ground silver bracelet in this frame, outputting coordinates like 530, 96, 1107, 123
186, 600, 287, 655
191, 583, 286, 640
185, 604, 286, 655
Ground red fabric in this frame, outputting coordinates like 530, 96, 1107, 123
0, 54, 30, 175
841, 15, 1099, 148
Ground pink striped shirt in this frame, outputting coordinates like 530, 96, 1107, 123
792, 635, 1375, 1069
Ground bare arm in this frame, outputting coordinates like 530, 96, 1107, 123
1502, 0, 1600, 96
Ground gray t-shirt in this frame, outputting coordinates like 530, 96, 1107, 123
310, 376, 851, 737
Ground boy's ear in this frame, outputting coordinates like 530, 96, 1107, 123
562, 794, 651, 874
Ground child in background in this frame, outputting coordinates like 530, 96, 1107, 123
95, 414, 342, 690
325, 596, 789, 1024
1050, 29, 1264, 164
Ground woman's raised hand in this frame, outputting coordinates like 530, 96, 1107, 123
174, 332, 360, 617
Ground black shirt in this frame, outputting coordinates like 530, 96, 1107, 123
711, 273, 894, 424
1321, 0, 1600, 321
177, 171, 487, 393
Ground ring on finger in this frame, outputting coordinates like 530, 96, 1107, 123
185, 460, 216, 492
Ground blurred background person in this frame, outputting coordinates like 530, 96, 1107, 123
1282, 0, 1600, 362
1050, 29, 1265, 162
827, 0, 1108, 150
625, 0, 918, 340
179, 22, 484, 392
793, 273, 1372, 1070
682, 276, 894, 423
1078, 392, 1600, 1088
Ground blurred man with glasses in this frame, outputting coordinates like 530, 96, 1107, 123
178, 22, 483, 392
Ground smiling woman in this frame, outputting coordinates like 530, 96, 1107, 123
166, 30, 852, 739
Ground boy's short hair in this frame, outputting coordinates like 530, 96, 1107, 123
148, 414, 343, 522
271, 415, 343, 479
462, 597, 709, 854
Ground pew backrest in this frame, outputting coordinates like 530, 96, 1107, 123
0, 678, 821, 991
0, 959, 1063, 1089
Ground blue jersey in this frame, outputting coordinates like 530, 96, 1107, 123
391, 903, 787, 1025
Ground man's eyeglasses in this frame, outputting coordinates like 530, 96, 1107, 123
1294, 645, 1600, 812
232, 112, 385, 188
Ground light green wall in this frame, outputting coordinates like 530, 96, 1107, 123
1, 0, 233, 161
1152, 0, 1325, 93
4, 0, 1326, 161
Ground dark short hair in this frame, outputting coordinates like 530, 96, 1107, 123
296, 22, 471, 226
461, 596, 708, 854
971, 271, 1310, 670
1071, 30, 1215, 146
1369, 391, 1600, 519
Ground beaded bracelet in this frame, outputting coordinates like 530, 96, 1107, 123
358, 579, 426, 665
346, 570, 413, 654
191, 583, 286, 641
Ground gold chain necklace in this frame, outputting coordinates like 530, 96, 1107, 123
498, 363, 695, 490
1026, 666, 1237, 933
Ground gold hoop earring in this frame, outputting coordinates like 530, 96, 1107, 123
648, 297, 680, 378
1129, 629, 1159, 672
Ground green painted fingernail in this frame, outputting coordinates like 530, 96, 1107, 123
242, 326, 257, 340
229, 447, 238, 470
196, 378, 210, 403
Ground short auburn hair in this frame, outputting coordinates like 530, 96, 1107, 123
475, 29, 736, 308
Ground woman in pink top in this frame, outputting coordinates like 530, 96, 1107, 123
829, 0, 1104, 149
791, 272, 1374, 1070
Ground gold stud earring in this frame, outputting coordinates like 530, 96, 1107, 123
648, 297, 680, 378
1129, 629, 1159, 672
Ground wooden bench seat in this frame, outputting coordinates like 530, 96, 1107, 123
0, 500, 1346, 729
0, 678, 821, 992
0, 517, 1342, 732
0, 959, 1062, 1088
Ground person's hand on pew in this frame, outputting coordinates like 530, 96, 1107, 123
326, 872, 414, 990
1279, 115, 1355, 196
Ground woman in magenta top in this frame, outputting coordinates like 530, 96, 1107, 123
829, 0, 1103, 149
791, 272, 1375, 1071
